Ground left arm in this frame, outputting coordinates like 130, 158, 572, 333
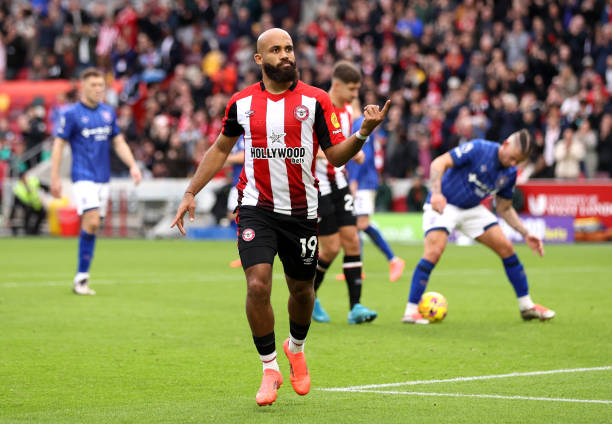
112, 134, 142, 185
496, 196, 544, 256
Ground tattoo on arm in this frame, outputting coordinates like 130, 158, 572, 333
499, 205, 528, 237
430, 168, 443, 194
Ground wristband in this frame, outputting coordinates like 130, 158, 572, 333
355, 131, 368, 141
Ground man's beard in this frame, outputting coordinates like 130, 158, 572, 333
263, 60, 298, 83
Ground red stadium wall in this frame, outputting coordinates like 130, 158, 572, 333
0, 80, 123, 110
518, 180, 612, 241
0, 80, 73, 110
519, 181, 612, 226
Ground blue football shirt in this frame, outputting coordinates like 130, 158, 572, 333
230, 135, 245, 186
345, 116, 379, 190
429, 139, 516, 209
54, 101, 120, 183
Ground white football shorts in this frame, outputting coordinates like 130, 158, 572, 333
422, 203, 498, 239
72, 181, 110, 217
353, 189, 376, 216
227, 186, 238, 212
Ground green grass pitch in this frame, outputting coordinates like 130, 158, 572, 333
1, 238, 611, 423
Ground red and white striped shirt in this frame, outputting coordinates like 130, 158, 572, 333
222, 80, 344, 219
315, 103, 353, 196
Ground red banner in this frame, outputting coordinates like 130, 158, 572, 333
0, 79, 123, 110
518, 180, 612, 227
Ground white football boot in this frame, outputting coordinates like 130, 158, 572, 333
401, 312, 429, 324
73, 272, 96, 295
521, 304, 555, 321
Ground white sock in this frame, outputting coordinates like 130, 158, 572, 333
74, 272, 89, 284
404, 302, 419, 316
518, 295, 535, 311
260, 351, 279, 372
289, 335, 305, 354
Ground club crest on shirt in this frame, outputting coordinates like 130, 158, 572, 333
480, 164, 487, 172
496, 176, 508, 188
242, 228, 255, 242
101, 111, 112, 123
293, 105, 309, 121
330, 112, 341, 128
81, 116, 89, 123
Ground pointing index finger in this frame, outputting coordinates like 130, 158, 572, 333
381, 99, 391, 116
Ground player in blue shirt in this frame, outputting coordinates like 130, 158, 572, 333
402, 130, 555, 323
346, 117, 405, 282
50, 68, 142, 295
226, 135, 244, 268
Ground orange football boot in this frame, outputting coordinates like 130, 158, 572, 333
389, 257, 405, 282
283, 339, 310, 395
255, 369, 283, 406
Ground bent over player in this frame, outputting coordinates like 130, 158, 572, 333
402, 130, 555, 324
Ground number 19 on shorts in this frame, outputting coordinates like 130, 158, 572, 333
300, 236, 317, 258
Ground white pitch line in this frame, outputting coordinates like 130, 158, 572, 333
338, 389, 612, 404
319, 366, 612, 391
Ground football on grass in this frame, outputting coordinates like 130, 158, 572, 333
418, 292, 448, 323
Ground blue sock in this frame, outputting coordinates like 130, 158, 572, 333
408, 259, 435, 304
502, 254, 529, 297
364, 225, 394, 261
78, 230, 96, 273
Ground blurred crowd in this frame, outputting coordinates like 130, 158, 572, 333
2, 0, 612, 201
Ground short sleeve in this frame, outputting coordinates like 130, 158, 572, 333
449, 141, 478, 168
497, 172, 516, 199
313, 94, 344, 150
222, 100, 244, 137
111, 109, 120, 138
54, 108, 74, 140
